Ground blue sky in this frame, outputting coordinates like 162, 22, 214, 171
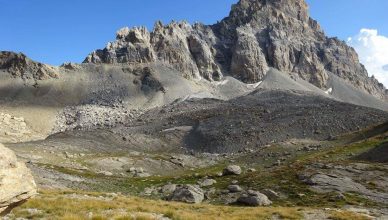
1, 0, 388, 68
306, 0, 388, 39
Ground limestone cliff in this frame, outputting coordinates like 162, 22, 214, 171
80, 0, 385, 100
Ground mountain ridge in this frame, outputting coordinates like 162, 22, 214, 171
2, 1, 388, 217
83, 0, 387, 101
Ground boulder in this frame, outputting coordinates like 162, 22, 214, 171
261, 189, 280, 200
134, 172, 151, 178
168, 185, 204, 204
223, 165, 242, 176
198, 179, 217, 187
228, 185, 243, 193
237, 190, 272, 206
0, 144, 37, 216
160, 184, 177, 195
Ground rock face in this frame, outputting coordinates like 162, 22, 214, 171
84, 23, 222, 81
0, 143, 37, 216
168, 184, 204, 204
84, 0, 387, 100
0, 51, 58, 80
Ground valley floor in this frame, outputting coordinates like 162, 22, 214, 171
4, 122, 388, 220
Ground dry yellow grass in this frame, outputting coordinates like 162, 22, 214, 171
11, 190, 303, 220
329, 210, 372, 220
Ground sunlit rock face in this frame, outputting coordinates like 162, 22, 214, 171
0, 143, 37, 216
84, 0, 387, 100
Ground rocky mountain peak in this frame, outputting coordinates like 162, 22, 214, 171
83, 0, 387, 101
228, 0, 310, 24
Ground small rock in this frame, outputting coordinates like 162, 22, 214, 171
199, 179, 217, 187
247, 168, 256, 172
64, 151, 73, 159
160, 184, 177, 195
231, 180, 239, 184
221, 189, 230, 194
228, 185, 243, 193
99, 171, 113, 176
261, 189, 280, 200
143, 187, 155, 196
134, 172, 151, 178
135, 167, 144, 173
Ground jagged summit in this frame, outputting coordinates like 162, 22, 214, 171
83, 0, 387, 101
219, 0, 316, 30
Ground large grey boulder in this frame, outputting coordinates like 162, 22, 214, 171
237, 190, 272, 206
0, 143, 37, 216
168, 184, 204, 204
223, 165, 242, 176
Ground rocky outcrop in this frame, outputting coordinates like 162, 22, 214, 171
84, 0, 387, 100
0, 113, 34, 144
0, 143, 37, 216
84, 23, 222, 81
300, 164, 388, 204
0, 51, 58, 80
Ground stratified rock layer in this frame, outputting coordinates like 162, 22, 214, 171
0, 143, 37, 216
84, 0, 387, 100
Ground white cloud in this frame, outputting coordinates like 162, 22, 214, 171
347, 29, 388, 87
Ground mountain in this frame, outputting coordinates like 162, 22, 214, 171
84, 0, 387, 101
1, 1, 388, 218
